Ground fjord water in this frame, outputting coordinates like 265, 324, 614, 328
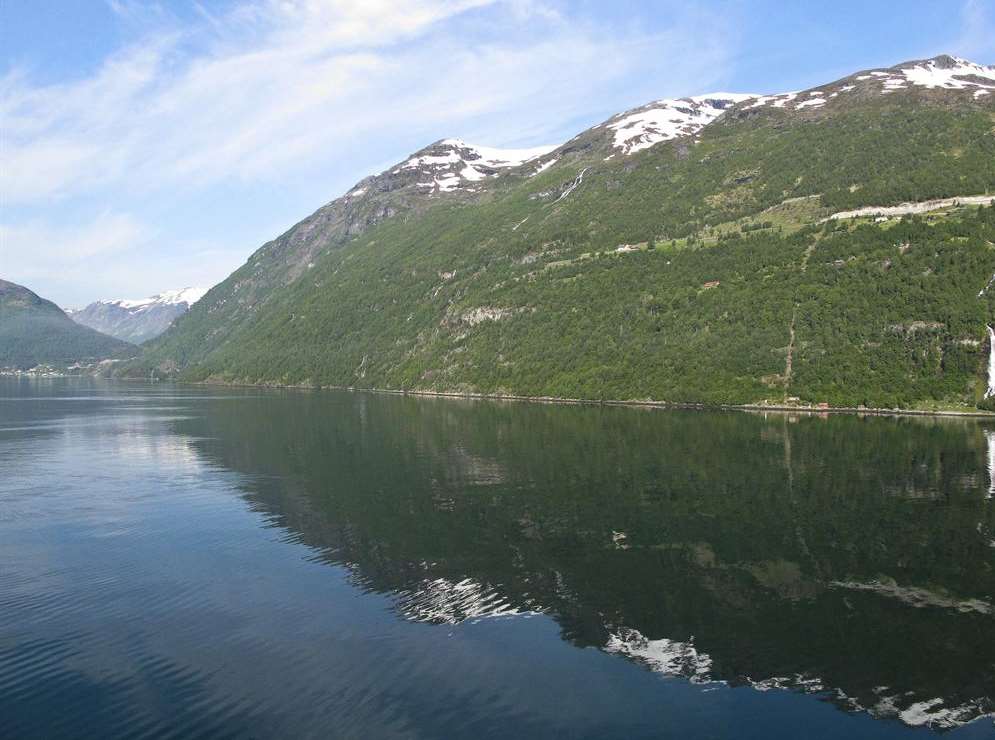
2, 379, 995, 739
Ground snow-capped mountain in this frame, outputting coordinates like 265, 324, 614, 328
68, 287, 206, 344
398, 138, 555, 190
327, 58, 995, 208
603, 93, 758, 156
588, 55, 995, 158
741, 55, 995, 111
109, 287, 207, 310
345, 138, 556, 199
342, 57, 994, 198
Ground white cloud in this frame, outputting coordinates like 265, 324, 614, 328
0, 211, 246, 307
0, 212, 147, 305
0, 212, 146, 264
953, 0, 995, 62
2, 2, 505, 202
957, 0, 995, 64
256, 0, 499, 49
2, 0, 735, 204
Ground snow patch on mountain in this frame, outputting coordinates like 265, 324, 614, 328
459, 164, 487, 181
112, 287, 207, 310
748, 56, 995, 111
900, 57, 995, 90
607, 93, 757, 155
438, 139, 556, 168
796, 97, 827, 109
747, 91, 799, 109
530, 157, 558, 177
853, 57, 995, 96
396, 139, 555, 195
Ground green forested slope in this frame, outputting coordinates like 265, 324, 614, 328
131, 65, 995, 410
0, 280, 135, 369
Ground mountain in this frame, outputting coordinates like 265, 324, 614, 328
0, 279, 135, 370
129, 55, 995, 410
68, 287, 206, 344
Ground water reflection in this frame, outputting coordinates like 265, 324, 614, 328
172, 391, 995, 731
4, 380, 995, 736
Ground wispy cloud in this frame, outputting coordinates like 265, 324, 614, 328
0, 211, 247, 307
2, 0, 736, 204
0, 212, 148, 303
953, 0, 995, 61
1, 0, 738, 304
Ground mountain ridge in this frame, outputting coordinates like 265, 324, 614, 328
68, 287, 206, 344
0, 279, 135, 369
126, 54, 995, 410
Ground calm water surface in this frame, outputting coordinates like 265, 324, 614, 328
2, 377, 995, 738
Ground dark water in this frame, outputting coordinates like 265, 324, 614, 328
2, 378, 995, 739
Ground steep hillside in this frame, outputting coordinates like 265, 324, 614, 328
131, 56, 995, 410
131, 139, 556, 373
68, 287, 206, 344
0, 279, 135, 369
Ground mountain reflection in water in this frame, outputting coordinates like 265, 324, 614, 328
178, 390, 995, 730
2, 379, 994, 737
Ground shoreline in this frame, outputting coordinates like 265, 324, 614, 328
195, 379, 995, 419
9, 372, 994, 418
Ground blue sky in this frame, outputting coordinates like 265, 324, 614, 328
2, 0, 993, 307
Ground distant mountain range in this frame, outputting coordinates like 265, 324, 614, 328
67, 287, 206, 344
122, 54, 995, 410
0, 279, 134, 370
